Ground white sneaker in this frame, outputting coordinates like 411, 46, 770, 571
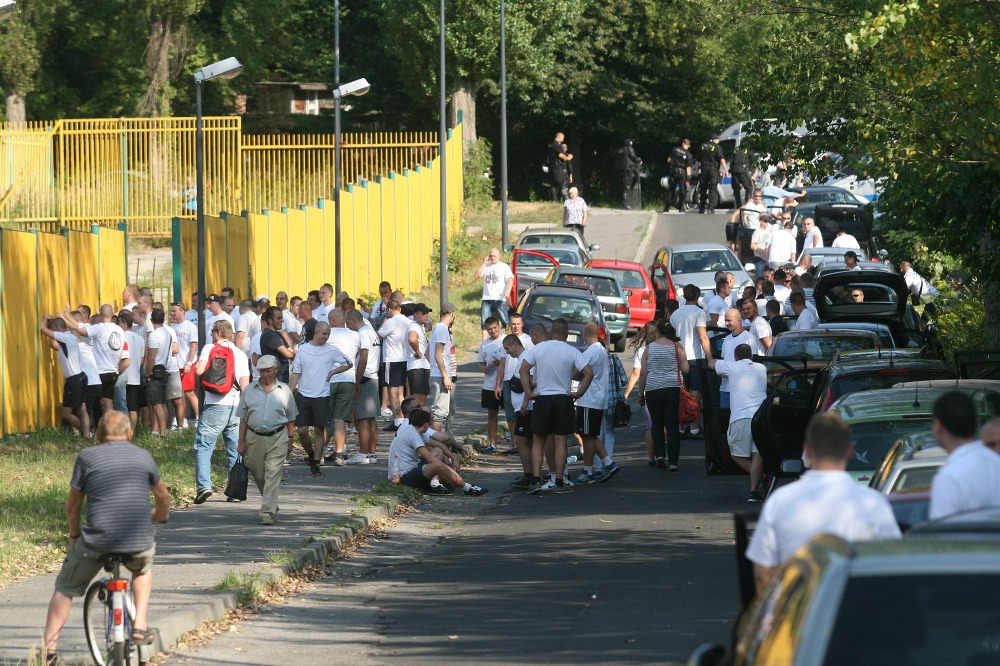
345, 453, 371, 465
566, 455, 578, 465
367, 454, 378, 463
380, 408, 392, 418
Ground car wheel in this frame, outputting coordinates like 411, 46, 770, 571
613, 335, 627, 353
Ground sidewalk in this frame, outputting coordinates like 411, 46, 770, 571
0, 213, 655, 665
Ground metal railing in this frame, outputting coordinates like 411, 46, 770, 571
0, 119, 442, 237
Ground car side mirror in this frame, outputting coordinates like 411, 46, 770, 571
781, 458, 804, 477
744, 262, 756, 273
688, 643, 726, 666
878, 249, 889, 258
503, 244, 514, 252
623, 289, 632, 298
589, 244, 601, 251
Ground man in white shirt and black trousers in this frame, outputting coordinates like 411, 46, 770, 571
519, 318, 594, 494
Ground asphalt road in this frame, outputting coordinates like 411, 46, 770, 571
161, 209, 749, 666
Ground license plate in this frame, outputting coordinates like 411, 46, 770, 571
567, 334, 578, 343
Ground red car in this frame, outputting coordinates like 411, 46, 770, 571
585, 259, 659, 330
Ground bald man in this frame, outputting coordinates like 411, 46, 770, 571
475, 247, 514, 340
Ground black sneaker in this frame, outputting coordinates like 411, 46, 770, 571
310, 462, 323, 477
383, 423, 400, 432
465, 485, 489, 496
509, 476, 532, 490
427, 484, 454, 495
194, 489, 213, 504
747, 490, 764, 503
656, 457, 667, 470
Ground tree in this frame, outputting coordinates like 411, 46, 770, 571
0, 3, 40, 122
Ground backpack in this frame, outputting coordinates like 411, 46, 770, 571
201, 343, 237, 394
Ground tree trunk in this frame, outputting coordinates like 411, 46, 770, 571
448, 77, 476, 158
138, 17, 172, 118
5, 92, 25, 123
982, 228, 1000, 347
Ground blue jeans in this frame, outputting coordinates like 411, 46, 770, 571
481, 299, 509, 328
113, 372, 128, 414
646, 387, 681, 465
194, 403, 239, 492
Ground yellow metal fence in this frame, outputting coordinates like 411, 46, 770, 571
0, 225, 127, 437
0, 119, 443, 237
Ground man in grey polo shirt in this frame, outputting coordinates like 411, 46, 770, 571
237, 355, 299, 525
42, 412, 170, 665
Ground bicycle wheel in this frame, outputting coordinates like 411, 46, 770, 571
83, 580, 112, 665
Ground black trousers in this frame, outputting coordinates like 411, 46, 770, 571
731, 171, 752, 208
699, 173, 719, 212
666, 172, 687, 211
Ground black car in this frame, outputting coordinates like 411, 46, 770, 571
794, 185, 868, 205
514, 283, 608, 351
790, 201, 877, 255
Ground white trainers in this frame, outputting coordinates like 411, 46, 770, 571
366, 454, 378, 464
380, 407, 392, 418
345, 453, 371, 465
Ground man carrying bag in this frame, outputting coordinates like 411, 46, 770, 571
236, 355, 298, 525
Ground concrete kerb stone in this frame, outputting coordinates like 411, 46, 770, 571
146, 497, 401, 657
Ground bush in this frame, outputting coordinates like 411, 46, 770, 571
929, 281, 988, 365
464, 137, 495, 212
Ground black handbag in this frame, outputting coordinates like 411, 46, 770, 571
224, 455, 249, 502
613, 399, 632, 428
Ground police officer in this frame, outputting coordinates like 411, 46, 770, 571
547, 132, 571, 202
665, 138, 694, 212
730, 146, 753, 208
614, 138, 642, 209
698, 134, 729, 214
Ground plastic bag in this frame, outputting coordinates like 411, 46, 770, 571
224, 455, 249, 502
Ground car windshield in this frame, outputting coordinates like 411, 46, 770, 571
526, 295, 597, 324
848, 420, 931, 470
604, 268, 647, 290
824, 574, 1000, 666
521, 234, 579, 247
805, 247, 869, 261
671, 250, 741, 274
516, 249, 580, 267
772, 335, 877, 360
554, 274, 622, 298
801, 190, 856, 203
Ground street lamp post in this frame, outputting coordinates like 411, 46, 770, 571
193, 56, 242, 354
500, 0, 509, 247
333, 77, 371, 295
439, 0, 448, 307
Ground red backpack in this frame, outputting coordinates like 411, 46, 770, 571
200, 343, 237, 394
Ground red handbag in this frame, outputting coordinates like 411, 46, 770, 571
677, 345, 700, 424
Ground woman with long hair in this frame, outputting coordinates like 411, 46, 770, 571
636, 319, 689, 470
625, 321, 658, 465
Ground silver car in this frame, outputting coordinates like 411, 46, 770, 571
650, 242, 754, 303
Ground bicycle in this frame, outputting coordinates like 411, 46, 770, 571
83, 554, 146, 666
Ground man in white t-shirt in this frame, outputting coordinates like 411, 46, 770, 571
428, 303, 458, 432
475, 248, 514, 340
312, 283, 335, 324
772, 268, 792, 304
669, 284, 711, 437
347, 309, 382, 464
718, 308, 752, 410
234, 299, 261, 355
746, 413, 901, 592
204, 294, 234, 341
378, 300, 411, 430
276, 292, 303, 346
41, 315, 91, 439
727, 188, 769, 252
705, 278, 731, 327
387, 408, 487, 496
116, 310, 145, 429
64, 304, 129, 417
739, 298, 772, 355
929, 391, 1000, 519
519, 319, 594, 493
573, 323, 622, 485
192, 320, 251, 504
750, 216, 772, 275
495, 312, 534, 446
789, 292, 818, 330
844, 250, 862, 271
477, 316, 506, 452
767, 219, 797, 267
900, 261, 939, 302
405, 304, 432, 405
289, 322, 353, 475
185, 291, 203, 326
710, 344, 767, 501
801, 217, 823, 249
170, 303, 199, 429
325, 308, 363, 467
831, 228, 861, 249
144, 308, 180, 435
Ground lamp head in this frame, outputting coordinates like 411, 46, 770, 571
334, 78, 371, 99
194, 57, 243, 83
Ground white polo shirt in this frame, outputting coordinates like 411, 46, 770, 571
328, 327, 362, 384
714, 359, 767, 421
670, 304, 708, 360
929, 441, 1000, 519
291, 342, 352, 398
575, 342, 609, 410
520, 340, 586, 396
746, 470, 901, 567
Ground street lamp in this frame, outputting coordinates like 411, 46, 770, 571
439, 0, 448, 307
194, 56, 242, 354
0, 1, 15, 20
333, 76, 370, 295
500, 0, 509, 247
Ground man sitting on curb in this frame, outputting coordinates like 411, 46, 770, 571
387, 408, 488, 496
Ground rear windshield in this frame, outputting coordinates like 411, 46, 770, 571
516, 249, 580, 267
605, 268, 647, 290
521, 234, 579, 247
824, 574, 1000, 666
555, 274, 622, 297
772, 335, 877, 360
526, 295, 598, 324
848, 419, 932, 471
830, 370, 953, 404
815, 211, 871, 240
820, 282, 899, 306
672, 250, 742, 273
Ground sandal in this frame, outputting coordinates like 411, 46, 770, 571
131, 628, 156, 645
44, 652, 59, 666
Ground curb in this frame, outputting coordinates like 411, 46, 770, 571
147, 498, 402, 658
633, 211, 658, 264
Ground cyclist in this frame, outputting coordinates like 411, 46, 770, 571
42, 411, 170, 666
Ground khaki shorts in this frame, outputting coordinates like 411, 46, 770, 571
329, 382, 355, 422
353, 379, 380, 419
427, 377, 451, 422
55, 540, 156, 598
727, 418, 758, 458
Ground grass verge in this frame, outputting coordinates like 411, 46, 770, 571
0, 427, 227, 589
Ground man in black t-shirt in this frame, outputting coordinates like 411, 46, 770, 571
547, 132, 572, 201
259, 306, 295, 383
42, 412, 170, 665
665, 139, 694, 212
698, 134, 729, 214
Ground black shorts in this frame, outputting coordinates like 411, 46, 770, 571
126, 384, 147, 412
99, 373, 119, 400
531, 394, 576, 437
407, 368, 430, 395
514, 410, 534, 439
725, 221, 740, 242
399, 461, 432, 490
85, 384, 102, 417
295, 394, 332, 428
62, 373, 87, 410
576, 406, 604, 436
481, 389, 502, 410
384, 361, 407, 387
146, 377, 167, 406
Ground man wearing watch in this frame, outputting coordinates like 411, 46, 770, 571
237, 355, 299, 525
42, 411, 170, 666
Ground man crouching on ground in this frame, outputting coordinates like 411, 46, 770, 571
387, 407, 488, 496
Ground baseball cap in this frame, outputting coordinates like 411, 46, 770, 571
256, 294, 270, 303
412, 303, 433, 314
440, 302, 458, 315
256, 355, 278, 370
206, 294, 222, 303
844, 250, 859, 260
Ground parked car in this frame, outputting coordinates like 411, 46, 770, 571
790, 201, 878, 256
650, 242, 754, 304
869, 431, 944, 495
585, 259, 657, 331
542, 267, 630, 351
689, 533, 1000, 665
509, 244, 588, 306
506, 226, 600, 259
794, 185, 869, 205
514, 283, 608, 351
766, 327, 882, 360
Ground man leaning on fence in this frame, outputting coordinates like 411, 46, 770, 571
237, 355, 298, 525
